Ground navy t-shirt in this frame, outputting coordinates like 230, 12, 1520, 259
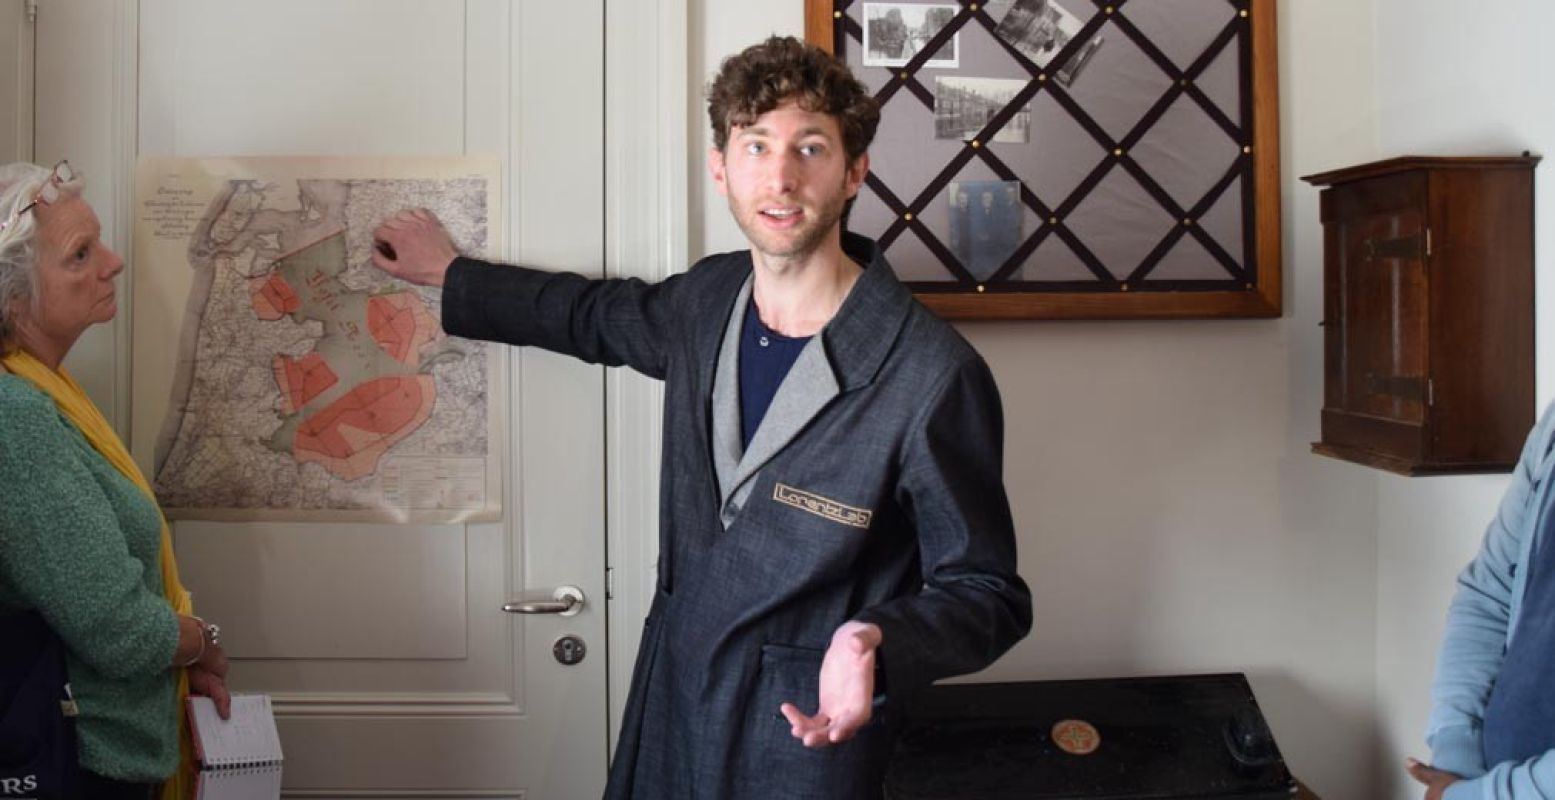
739, 300, 811, 450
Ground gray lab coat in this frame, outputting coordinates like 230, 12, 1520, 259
441, 233, 1032, 799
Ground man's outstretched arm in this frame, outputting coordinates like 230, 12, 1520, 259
369, 208, 689, 380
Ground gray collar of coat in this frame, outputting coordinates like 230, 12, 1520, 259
710, 233, 913, 527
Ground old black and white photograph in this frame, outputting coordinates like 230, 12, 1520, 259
1054, 33, 1105, 86
863, 3, 961, 68
934, 77, 1031, 143
989, 0, 1103, 85
948, 180, 1024, 281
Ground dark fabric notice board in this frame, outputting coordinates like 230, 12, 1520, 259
808, 0, 1282, 320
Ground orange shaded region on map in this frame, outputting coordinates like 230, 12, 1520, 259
293, 375, 435, 481
367, 292, 441, 366
272, 353, 339, 415
250, 274, 302, 321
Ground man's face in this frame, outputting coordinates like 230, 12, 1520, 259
708, 100, 869, 264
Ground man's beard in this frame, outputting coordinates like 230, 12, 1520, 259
729, 177, 850, 262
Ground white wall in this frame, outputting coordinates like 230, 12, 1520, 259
692, 2, 1381, 797
1370, 2, 1555, 799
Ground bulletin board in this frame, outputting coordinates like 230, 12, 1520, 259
805, 0, 1280, 320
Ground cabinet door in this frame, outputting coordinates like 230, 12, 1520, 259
1322, 172, 1429, 455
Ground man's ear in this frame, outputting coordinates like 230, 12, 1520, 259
708, 147, 729, 198
845, 152, 870, 199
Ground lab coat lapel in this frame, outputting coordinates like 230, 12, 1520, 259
711, 276, 752, 516
710, 278, 842, 529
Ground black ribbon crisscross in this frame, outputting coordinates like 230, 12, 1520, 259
835, 0, 1257, 293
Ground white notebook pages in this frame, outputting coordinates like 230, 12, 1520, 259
188, 694, 284, 800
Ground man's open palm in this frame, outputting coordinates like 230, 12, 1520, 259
780, 621, 882, 748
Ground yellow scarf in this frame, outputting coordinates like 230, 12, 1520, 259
0, 349, 197, 800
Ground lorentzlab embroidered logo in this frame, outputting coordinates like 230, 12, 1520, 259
773, 483, 872, 529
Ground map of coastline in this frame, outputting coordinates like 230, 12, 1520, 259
135, 160, 501, 522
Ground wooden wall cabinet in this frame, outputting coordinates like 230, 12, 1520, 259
1302, 156, 1538, 475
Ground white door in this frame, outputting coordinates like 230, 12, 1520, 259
132, 2, 609, 796
0, 0, 33, 165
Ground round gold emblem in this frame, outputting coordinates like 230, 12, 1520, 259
1051, 719, 1101, 755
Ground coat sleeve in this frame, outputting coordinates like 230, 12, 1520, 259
853, 355, 1033, 692
0, 390, 179, 679
440, 256, 690, 380
1442, 752, 1555, 800
1428, 402, 1555, 779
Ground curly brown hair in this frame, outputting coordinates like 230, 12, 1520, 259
707, 36, 880, 164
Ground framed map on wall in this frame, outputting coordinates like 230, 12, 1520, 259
806, 0, 1281, 320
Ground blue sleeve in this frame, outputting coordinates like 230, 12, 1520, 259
1428, 401, 1555, 778
1443, 752, 1555, 800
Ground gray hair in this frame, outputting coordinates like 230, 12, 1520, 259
0, 161, 86, 352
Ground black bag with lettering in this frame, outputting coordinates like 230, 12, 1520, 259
0, 611, 80, 800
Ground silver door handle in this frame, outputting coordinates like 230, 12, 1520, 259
503, 585, 585, 617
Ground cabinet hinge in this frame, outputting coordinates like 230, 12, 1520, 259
1425, 227, 1433, 257
25, 0, 38, 24
606, 567, 615, 600
1428, 378, 1435, 406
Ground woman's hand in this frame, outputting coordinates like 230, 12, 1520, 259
187, 664, 232, 720
173, 615, 229, 674
195, 640, 229, 680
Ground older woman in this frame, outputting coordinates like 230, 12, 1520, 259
0, 161, 230, 799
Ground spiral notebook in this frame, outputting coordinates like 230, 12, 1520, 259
187, 694, 284, 800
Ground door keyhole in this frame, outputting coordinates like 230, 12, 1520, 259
553, 635, 587, 666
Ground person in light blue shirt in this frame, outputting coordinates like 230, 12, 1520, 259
1408, 401, 1555, 800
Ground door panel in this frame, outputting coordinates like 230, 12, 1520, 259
0, 0, 33, 164
134, 1, 607, 795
